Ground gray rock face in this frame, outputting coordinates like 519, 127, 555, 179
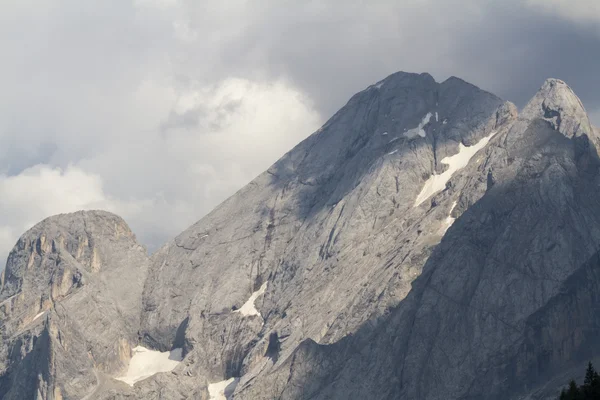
2, 72, 599, 400
234, 79, 600, 400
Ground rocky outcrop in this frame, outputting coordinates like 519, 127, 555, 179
0, 211, 150, 399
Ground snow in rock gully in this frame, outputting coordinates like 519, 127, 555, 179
208, 377, 240, 400
234, 281, 268, 318
414, 130, 497, 206
404, 112, 433, 139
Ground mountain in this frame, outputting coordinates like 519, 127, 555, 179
1, 72, 599, 400
235, 78, 600, 400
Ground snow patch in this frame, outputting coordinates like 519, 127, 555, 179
234, 281, 267, 317
381, 131, 388, 135
388, 149, 398, 155
375, 81, 384, 89
404, 112, 432, 139
199, 234, 209, 239
32, 311, 46, 322
414, 131, 497, 206
435, 112, 439, 122
443, 119, 448, 125
116, 346, 183, 386
388, 137, 400, 144
208, 377, 239, 400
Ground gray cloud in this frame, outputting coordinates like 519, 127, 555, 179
451, 2, 600, 112
1, 0, 599, 267
203, 0, 600, 118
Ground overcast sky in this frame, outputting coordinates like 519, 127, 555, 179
1, 0, 599, 267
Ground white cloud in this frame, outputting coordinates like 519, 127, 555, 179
0, 77, 320, 269
79, 77, 321, 246
0, 0, 323, 269
0, 165, 122, 266
134, 0, 178, 8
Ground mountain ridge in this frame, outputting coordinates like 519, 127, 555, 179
1, 72, 599, 400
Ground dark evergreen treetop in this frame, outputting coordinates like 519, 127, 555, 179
558, 362, 600, 400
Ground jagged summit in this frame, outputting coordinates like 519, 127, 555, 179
371, 72, 483, 92
369, 71, 435, 90
33, 209, 124, 225
0, 210, 135, 299
440, 75, 480, 87
521, 78, 595, 139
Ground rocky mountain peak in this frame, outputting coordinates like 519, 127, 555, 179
1, 210, 136, 300
371, 71, 436, 89
0, 210, 150, 400
521, 78, 594, 140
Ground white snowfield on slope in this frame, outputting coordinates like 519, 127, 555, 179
116, 346, 183, 386
234, 281, 268, 317
404, 112, 433, 139
208, 377, 240, 400
414, 131, 497, 206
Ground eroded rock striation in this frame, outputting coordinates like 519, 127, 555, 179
1, 72, 599, 400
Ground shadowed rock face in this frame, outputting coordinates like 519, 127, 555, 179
1, 72, 599, 400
